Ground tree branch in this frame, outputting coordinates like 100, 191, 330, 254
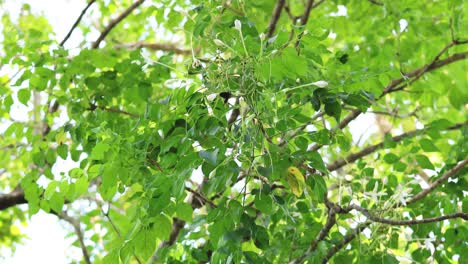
57, 212, 91, 264
60, 0, 97, 46
0, 189, 27, 211
342, 204, 467, 225
321, 223, 369, 263
308, 48, 467, 152
327, 121, 467, 171
403, 158, 468, 206
114, 41, 194, 55
92, 0, 146, 49
367, 0, 384, 6
266, 0, 286, 39
88, 104, 140, 118
321, 158, 467, 262
185, 187, 217, 208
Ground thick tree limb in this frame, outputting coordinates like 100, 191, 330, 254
0, 189, 27, 211
266, 0, 286, 39
60, 0, 96, 46
92, 0, 146, 49
327, 121, 468, 171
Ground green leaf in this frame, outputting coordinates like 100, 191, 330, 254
419, 138, 439, 152
324, 98, 341, 122
307, 151, 328, 173
17, 88, 30, 105
393, 162, 407, 172
383, 153, 400, 164
153, 214, 172, 240
254, 193, 273, 214
176, 203, 193, 222
49, 193, 65, 213
415, 154, 435, 170
134, 226, 157, 261
199, 149, 218, 165
75, 176, 89, 198
91, 142, 110, 160
57, 144, 68, 159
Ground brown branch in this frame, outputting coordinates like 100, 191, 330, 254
115, 42, 194, 55
88, 104, 140, 118
327, 121, 467, 171
294, 0, 315, 48
308, 49, 467, 152
58, 212, 91, 264
156, 218, 185, 252
403, 158, 468, 206
278, 112, 324, 147
344, 205, 467, 225
321, 223, 369, 263
0, 189, 27, 211
92, 0, 146, 49
60, 0, 96, 46
299, 0, 315, 27
367, 0, 384, 6
322, 158, 467, 261
185, 187, 217, 208
266, 0, 286, 39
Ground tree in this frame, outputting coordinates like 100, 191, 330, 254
0, 0, 467, 263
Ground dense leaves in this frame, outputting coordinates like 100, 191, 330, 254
0, 0, 467, 263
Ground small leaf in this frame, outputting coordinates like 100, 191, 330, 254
415, 154, 435, 170
49, 193, 65, 213
286, 166, 306, 197
324, 98, 341, 122
18, 89, 30, 105
199, 149, 218, 165
91, 142, 110, 160
57, 144, 68, 159
153, 214, 172, 240
419, 138, 439, 152
176, 203, 193, 222
254, 193, 273, 213
383, 153, 399, 164
307, 151, 328, 173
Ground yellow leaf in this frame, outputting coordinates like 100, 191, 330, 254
286, 166, 306, 197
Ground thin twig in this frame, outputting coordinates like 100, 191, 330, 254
185, 187, 217, 208
88, 104, 140, 118
295, 0, 315, 48
92, 0, 146, 49
57, 212, 91, 264
343, 205, 467, 225
114, 41, 195, 55
60, 0, 97, 46
367, 0, 384, 6
321, 223, 369, 263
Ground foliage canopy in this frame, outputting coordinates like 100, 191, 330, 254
0, 0, 467, 263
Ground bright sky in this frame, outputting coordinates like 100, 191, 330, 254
0, 1, 377, 263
